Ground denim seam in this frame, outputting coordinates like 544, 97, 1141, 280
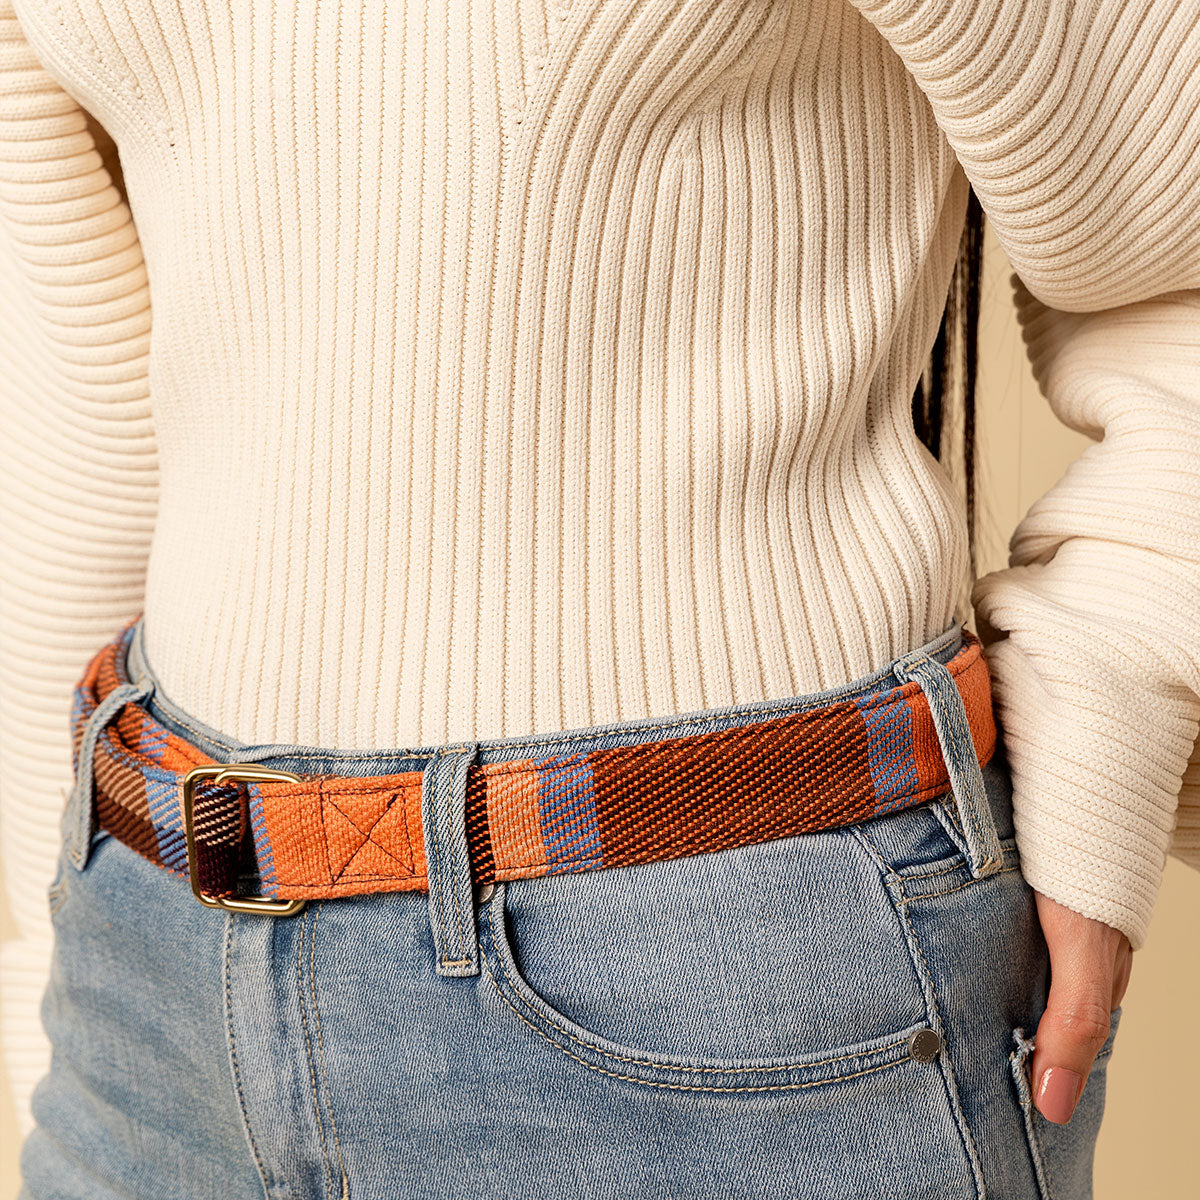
430, 746, 475, 969
867, 850, 1021, 900
428, 750, 451, 967
476, 686, 947, 766
480, 947, 917, 1094
851, 821, 1019, 887
308, 904, 349, 1198
900, 858, 972, 882
1009, 1038, 1055, 1200
1009, 1029, 1119, 1200
846, 825, 889, 874
446, 747, 471, 966
223, 914, 275, 1200
137, 645, 970, 763
919, 863, 1020, 900
297, 906, 338, 1200
890, 887, 988, 1198
899, 838, 1019, 882
933, 794, 967, 841
483, 893, 916, 1078
47, 877, 70, 918
157, 708, 258, 759
850, 826, 987, 1199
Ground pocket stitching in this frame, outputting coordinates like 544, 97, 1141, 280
1008, 1010, 1120, 1200
900, 838, 1020, 882
1010, 1039, 1057, 1200
918, 863, 1022, 900
486, 887, 911, 1073
883, 861, 989, 1196
481, 949, 919, 1095
481, 890, 926, 1090
854, 815, 1020, 893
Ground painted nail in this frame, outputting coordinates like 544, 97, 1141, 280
1036, 1067, 1083, 1124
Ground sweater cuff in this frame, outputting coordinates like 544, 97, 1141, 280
973, 564, 1198, 950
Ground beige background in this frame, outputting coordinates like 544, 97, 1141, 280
1, 224, 1197, 1194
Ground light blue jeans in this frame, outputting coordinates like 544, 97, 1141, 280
20, 618, 1119, 1199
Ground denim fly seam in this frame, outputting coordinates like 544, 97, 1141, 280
890, 649, 1003, 879
422, 742, 482, 976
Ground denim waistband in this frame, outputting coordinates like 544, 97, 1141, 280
75, 613, 1000, 980
125, 614, 968, 775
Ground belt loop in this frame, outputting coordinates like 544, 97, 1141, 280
892, 640, 1003, 880
421, 740, 482, 977
66, 676, 154, 872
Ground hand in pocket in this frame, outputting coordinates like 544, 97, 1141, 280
1029, 891, 1133, 1124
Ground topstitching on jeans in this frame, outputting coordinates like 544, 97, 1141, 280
482, 893, 919, 1078
223, 916, 274, 1200
295, 905, 338, 1199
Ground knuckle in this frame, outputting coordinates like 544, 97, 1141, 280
1054, 1000, 1112, 1049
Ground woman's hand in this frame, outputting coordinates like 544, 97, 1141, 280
1030, 891, 1134, 1124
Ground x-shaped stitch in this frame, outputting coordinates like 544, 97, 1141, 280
320, 787, 413, 884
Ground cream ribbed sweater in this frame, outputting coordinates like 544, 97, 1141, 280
2, 0, 1199, 1132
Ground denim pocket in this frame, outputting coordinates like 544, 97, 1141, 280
1009, 1006, 1122, 1200
477, 826, 985, 1194
481, 817, 957, 1075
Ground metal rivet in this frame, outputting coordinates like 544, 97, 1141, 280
476, 882, 495, 903
909, 1028, 942, 1063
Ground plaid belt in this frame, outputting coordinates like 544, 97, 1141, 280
70, 618, 997, 916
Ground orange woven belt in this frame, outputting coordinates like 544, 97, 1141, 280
70, 617, 997, 913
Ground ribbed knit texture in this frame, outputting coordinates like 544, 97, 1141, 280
2, 0, 1198, 1134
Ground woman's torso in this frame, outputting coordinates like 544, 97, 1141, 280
13, 0, 970, 746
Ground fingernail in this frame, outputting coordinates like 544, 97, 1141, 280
1036, 1067, 1083, 1124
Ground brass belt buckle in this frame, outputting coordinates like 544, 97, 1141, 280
181, 763, 307, 915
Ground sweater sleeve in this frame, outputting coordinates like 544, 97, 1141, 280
0, 0, 157, 1133
972, 280, 1200, 950
843, 0, 1200, 947
842, 0, 1200, 310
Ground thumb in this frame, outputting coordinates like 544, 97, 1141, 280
1030, 891, 1127, 1125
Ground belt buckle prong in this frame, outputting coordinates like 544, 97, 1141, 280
181, 763, 307, 915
